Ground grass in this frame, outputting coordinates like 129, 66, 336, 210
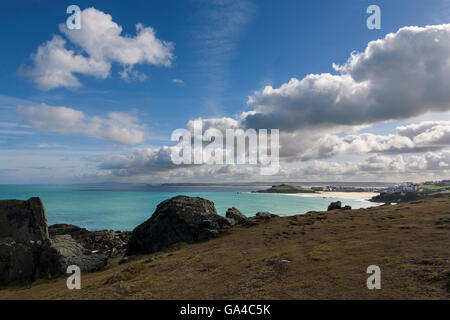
0, 197, 449, 300
420, 184, 450, 190
258, 184, 315, 193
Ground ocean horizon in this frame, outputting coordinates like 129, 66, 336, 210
0, 184, 379, 231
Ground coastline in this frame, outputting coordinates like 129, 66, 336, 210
1, 196, 448, 299
290, 191, 379, 200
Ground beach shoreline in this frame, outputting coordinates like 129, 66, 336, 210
290, 191, 379, 200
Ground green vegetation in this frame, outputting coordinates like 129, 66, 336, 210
420, 184, 450, 190
256, 184, 316, 193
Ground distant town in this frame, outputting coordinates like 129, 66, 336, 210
161, 180, 450, 194
307, 180, 450, 194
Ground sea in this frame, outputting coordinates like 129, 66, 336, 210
0, 184, 379, 231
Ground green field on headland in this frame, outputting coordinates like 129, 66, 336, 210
254, 184, 316, 194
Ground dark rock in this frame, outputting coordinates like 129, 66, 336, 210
327, 201, 352, 211
370, 191, 422, 203
226, 207, 251, 225
0, 198, 48, 285
38, 235, 107, 279
0, 198, 109, 285
48, 224, 131, 253
0, 197, 49, 243
255, 211, 278, 220
0, 241, 42, 284
198, 228, 220, 240
126, 196, 231, 255
327, 201, 342, 211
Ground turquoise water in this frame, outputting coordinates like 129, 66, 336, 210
0, 184, 378, 231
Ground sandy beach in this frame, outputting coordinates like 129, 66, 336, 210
292, 191, 379, 200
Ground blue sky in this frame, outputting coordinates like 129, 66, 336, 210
1, 0, 450, 183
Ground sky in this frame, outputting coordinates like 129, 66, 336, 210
1, 0, 450, 184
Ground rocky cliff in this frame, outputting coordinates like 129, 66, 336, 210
0, 198, 108, 285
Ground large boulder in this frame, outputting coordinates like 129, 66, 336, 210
0, 198, 49, 285
226, 207, 252, 225
126, 196, 231, 255
38, 235, 107, 279
0, 241, 42, 284
327, 201, 342, 211
0, 197, 49, 243
254, 211, 278, 220
49, 224, 131, 254
327, 201, 352, 211
0, 198, 109, 285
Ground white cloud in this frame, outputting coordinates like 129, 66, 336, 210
17, 104, 148, 145
186, 23, 450, 166
15, 22, 450, 183
186, 117, 241, 133
273, 152, 450, 182
119, 66, 148, 81
21, 36, 110, 90
89, 146, 181, 176
244, 24, 450, 130
172, 79, 185, 85
23, 7, 174, 89
277, 121, 450, 161
397, 121, 450, 146
87, 146, 450, 182
60, 10, 173, 67
173, 24, 450, 166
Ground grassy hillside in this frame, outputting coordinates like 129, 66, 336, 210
0, 197, 449, 300
256, 184, 316, 193
420, 184, 450, 190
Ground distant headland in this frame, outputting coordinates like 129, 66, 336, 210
253, 184, 317, 194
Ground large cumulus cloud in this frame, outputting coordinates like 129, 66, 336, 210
87, 148, 450, 182
244, 24, 450, 131
280, 121, 450, 161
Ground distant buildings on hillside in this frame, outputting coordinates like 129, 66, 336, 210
309, 180, 450, 194
310, 186, 379, 192
423, 180, 450, 186
383, 182, 418, 193
382, 180, 450, 194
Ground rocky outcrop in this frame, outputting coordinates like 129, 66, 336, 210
38, 235, 107, 279
255, 211, 279, 220
327, 201, 342, 210
0, 197, 48, 243
327, 201, 352, 211
48, 224, 130, 256
0, 198, 109, 285
0, 198, 49, 285
0, 241, 42, 285
226, 207, 252, 225
370, 192, 422, 203
126, 196, 231, 256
